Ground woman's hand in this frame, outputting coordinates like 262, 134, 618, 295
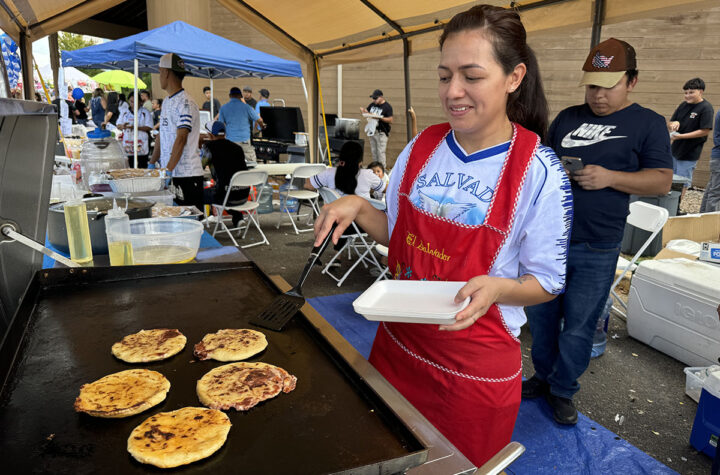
313, 195, 367, 246
439, 276, 504, 331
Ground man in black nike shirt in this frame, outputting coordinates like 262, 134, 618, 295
523, 38, 672, 425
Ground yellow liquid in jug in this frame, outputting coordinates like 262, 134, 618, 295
108, 241, 134, 266
133, 245, 195, 265
64, 201, 93, 264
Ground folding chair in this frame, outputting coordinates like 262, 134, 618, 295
373, 244, 390, 282
211, 170, 270, 248
318, 187, 384, 287
610, 201, 669, 318
277, 164, 326, 234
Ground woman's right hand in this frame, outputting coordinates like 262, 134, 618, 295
313, 195, 366, 246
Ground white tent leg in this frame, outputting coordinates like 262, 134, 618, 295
210, 78, 214, 119
133, 59, 139, 169
337, 65, 342, 117
301, 77, 308, 103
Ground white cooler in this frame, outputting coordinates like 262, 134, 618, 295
627, 258, 720, 367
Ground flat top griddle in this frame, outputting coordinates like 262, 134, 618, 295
0, 263, 427, 474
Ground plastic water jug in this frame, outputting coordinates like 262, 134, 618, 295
279, 183, 299, 213
591, 296, 613, 358
256, 184, 274, 214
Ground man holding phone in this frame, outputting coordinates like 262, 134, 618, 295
523, 38, 673, 425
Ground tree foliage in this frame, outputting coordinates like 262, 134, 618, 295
57, 32, 101, 77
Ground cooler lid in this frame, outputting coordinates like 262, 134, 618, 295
635, 258, 720, 299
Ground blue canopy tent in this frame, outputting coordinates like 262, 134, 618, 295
61, 20, 305, 166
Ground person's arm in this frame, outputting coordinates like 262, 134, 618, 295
314, 195, 389, 247
150, 135, 160, 164
304, 178, 316, 191
671, 128, 711, 142
166, 128, 189, 172
668, 105, 680, 132
573, 167, 672, 195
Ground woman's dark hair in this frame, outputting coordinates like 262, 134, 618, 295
439, 5, 548, 141
118, 93, 127, 104
683, 77, 705, 91
93, 88, 103, 97
335, 141, 363, 195
106, 92, 119, 107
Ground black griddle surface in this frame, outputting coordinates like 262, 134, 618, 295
0, 264, 426, 474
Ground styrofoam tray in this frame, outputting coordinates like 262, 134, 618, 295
353, 280, 470, 324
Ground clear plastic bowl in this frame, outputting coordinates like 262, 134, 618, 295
123, 218, 204, 265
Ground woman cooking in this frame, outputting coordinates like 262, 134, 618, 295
314, 4, 572, 467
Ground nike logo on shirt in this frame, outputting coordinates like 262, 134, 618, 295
561, 123, 627, 148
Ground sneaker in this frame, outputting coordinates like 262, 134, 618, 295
546, 393, 578, 425
521, 376, 548, 399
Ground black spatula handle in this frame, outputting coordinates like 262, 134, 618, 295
294, 223, 338, 291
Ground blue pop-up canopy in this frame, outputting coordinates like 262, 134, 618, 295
61, 20, 303, 79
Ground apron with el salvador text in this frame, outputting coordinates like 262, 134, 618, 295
369, 122, 538, 467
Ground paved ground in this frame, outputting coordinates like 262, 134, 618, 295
215, 205, 714, 475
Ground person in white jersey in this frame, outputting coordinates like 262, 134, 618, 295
313, 5, 571, 467
149, 53, 204, 211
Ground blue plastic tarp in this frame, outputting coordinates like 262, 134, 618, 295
308, 292, 677, 475
61, 20, 302, 79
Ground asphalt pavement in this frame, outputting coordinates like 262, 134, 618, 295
217, 208, 714, 475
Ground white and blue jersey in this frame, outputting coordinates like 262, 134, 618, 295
159, 88, 203, 178
387, 130, 573, 336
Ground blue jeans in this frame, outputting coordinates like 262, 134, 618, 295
525, 240, 621, 399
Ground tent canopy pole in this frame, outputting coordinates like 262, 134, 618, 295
133, 58, 138, 168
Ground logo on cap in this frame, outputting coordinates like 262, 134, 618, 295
591, 53, 614, 69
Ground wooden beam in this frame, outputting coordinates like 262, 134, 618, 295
63, 19, 143, 40
48, 33, 60, 99
18, 32, 33, 100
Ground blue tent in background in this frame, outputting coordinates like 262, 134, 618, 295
61, 20, 303, 79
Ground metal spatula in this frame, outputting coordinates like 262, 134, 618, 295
251, 223, 337, 331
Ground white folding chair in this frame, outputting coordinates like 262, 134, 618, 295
373, 244, 390, 282
318, 187, 384, 287
277, 164, 326, 234
211, 170, 270, 248
610, 201, 669, 318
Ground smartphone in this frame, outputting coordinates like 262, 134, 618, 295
561, 156, 584, 173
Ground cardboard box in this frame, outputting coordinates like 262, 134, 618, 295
661, 211, 720, 247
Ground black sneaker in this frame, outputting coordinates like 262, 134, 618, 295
546, 393, 578, 425
521, 376, 548, 399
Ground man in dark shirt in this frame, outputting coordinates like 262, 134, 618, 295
523, 38, 672, 425
201, 121, 249, 227
361, 89, 393, 167
668, 78, 714, 202
201, 86, 221, 119
242, 86, 257, 108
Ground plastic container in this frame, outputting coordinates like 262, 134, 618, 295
124, 218, 203, 265
63, 197, 93, 264
626, 259, 720, 367
105, 200, 133, 266
109, 175, 165, 193
80, 128, 127, 189
690, 368, 720, 458
353, 280, 470, 324
684, 366, 720, 403
256, 184, 274, 214
591, 296, 613, 358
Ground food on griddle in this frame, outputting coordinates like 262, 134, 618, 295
112, 329, 187, 363
127, 407, 231, 468
197, 362, 297, 411
74, 369, 170, 418
193, 329, 268, 362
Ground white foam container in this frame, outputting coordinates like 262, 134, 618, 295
627, 258, 720, 367
353, 280, 470, 324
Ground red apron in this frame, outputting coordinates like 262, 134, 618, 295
369, 122, 538, 467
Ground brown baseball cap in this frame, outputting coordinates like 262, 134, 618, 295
579, 38, 637, 88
